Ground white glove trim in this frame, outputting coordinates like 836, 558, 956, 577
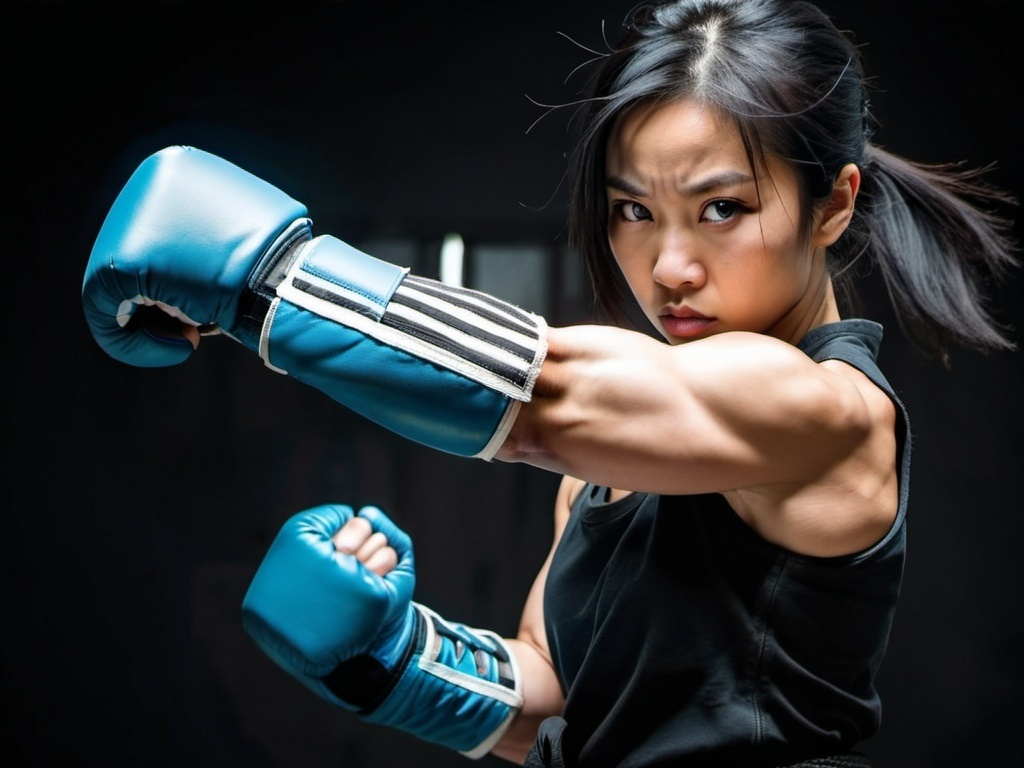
272, 236, 548, 404
412, 604, 524, 759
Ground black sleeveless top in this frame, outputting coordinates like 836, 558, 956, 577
543, 320, 911, 767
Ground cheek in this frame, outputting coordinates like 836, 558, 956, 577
779, 239, 816, 287
759, 205, 813, 271
750, 225, 813, 286
610, 245, 659, 316
714, 236, 810, 319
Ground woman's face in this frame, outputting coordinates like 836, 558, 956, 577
605, 98, 834, 345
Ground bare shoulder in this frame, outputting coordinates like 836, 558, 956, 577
819, 358, 895, 412
554, 475, 586, 532
730, 357, 900, 557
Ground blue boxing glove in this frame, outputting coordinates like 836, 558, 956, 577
242, 504, 523, 759
82, 146, 547, 458
81, 146, 309, 368
241, 504, 417, 703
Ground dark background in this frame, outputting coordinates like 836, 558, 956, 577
3, 1, 1022, 766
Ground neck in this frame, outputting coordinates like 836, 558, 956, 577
769, 249, 840, 344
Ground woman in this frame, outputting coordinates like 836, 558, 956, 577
307, 1, 1016, 764
82, 0, 1017, 765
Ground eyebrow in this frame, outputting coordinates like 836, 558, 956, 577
606, 170, 755, 197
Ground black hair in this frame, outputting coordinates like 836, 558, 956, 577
566, 0, 1018, 363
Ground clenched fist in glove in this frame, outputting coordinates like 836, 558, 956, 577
242, 504, 523, 758
82, 146, 547, 458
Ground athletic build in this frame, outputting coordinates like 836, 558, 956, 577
82, 1, 1016, 765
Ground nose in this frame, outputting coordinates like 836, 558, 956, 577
652, 235, 706, 290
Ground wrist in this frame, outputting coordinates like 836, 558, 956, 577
356, 603, 524, 757
233, 217, 313, 349
323, 602, 423, 710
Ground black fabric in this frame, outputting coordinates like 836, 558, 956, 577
522, 724, 873, 768
542, 320, 910, 767
780, 754, 872, 767
524, 717, 571, 768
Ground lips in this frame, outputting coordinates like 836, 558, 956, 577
659, 307, 715, 340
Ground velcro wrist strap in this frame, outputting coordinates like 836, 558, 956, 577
271, 235, 547, 402
360, 603, 523, 759
252, 234, 548, 458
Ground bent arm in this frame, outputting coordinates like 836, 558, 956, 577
490, 475, 577, 763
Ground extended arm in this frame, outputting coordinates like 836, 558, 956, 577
84, 148, 866, 482
83, 147, 895, 552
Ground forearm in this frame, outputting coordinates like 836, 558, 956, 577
490, 638, 566, 764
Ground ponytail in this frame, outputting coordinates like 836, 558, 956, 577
834, 146, 1018, 364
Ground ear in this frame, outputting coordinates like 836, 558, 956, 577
812, 163, 860, 248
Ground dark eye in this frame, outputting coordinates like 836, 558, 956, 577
702, 200, 741, 223
619, 201, 653, 222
